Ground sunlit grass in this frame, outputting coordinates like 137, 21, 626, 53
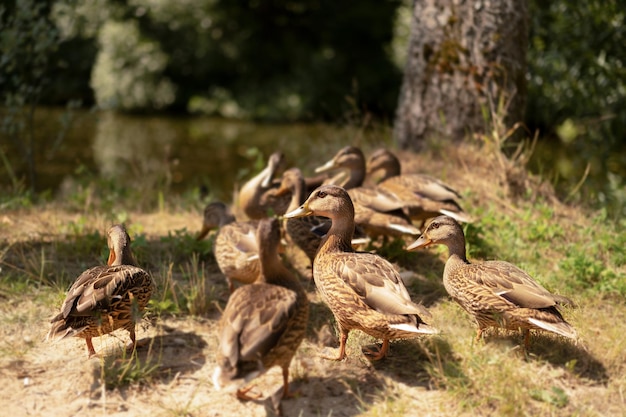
0, 136, 624, 416
99, 348, 161, 390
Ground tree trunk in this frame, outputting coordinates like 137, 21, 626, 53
394, 0, 528, 150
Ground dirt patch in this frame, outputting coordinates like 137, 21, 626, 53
0, 143, 622, 416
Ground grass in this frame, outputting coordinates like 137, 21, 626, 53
99, 348, 161, 390
0, 137, 624, 416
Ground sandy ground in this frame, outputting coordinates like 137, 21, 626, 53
1, 146, 624, 417
0, 275, 452, 417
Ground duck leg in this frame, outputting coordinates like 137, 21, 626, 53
281, 367, 301, 399
196, 225, 210, 241
523, 329, 531, 350
85, 337, 97, 357
126, 325, 150, 353
322, 330, 348, 361
236, 385, 263, 401
126, 327, 137, 353
475, 328, 484, 343
362, 338, 390, 361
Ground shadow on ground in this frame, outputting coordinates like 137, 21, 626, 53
96, 327, 207, 389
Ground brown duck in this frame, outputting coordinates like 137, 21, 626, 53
238, 151, 290, 219
213, 217, 309, 402
275, 167, 328, 265
315, 146, 420, 238
284, 185, 437, 360
196, 201, 260, 293
367, 148, 472, 225
47, 224, 154, 357
407, 215, 577, 348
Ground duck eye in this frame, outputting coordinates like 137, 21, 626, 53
317, 191, 327, 198
431, 222, 440, 229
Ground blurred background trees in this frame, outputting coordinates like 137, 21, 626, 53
526, 0, 626, 211
0, 0, 624, 210
28, 0, 403, 120
2, 0, 623, 133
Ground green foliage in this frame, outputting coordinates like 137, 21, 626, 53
0, 186, 34, 210
0, 1, 59, 105
559, 247, 604, 287
528, 1, 626, 139
0, 0, 60, 191
177, 254, 216, 316
0, 0, 85, 194
462, 197, 626, 300
559, 245, 625, 297
91, 19, 176, 111
39, 0, 403, 120
528, 0, 626, 215
60, 161, 176, 214
530, 386, 569, 408
100, 351, 160, 389
149, 254, 217, 318
159, 228, 213, 260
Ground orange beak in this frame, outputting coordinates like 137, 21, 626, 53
406, 235, 431, 251
196, 225, 211, 241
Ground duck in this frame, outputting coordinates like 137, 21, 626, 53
315, 146, 420, 239
284, 185, 437, 360
315, 145, 367, 190
366, 148, 472, 225
238, 151, 291, 219
196, 201, 260, 293
274, 167, 329, 265
213, 217, 309, 402
46, 224, 154, 357
275, 168, 372, 266
349, 187, 421, 238
407, 215, 577, 348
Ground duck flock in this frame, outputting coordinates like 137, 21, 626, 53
46, 146, 578, 410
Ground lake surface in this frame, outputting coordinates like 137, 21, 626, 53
3, 108, 393, 203
2, 107, 624, 216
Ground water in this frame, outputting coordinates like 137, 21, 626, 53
2, 108, 392, 203
2, 107, 623, 216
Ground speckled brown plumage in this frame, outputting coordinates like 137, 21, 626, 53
197, 201, 260, 293
315, 146, 420, 238
348, 187, 421, 238
275, 167, 327, 264
284, 185, 437, 360
213, 217, 309, 401
367, 149, 472, 224
47, 224, 154, 357
408, 215, 577, 347
239, 151, 291, 219
315, 146, 368, 190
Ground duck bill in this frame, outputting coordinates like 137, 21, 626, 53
107, 249, 116, 265
283, 205, 313, 219
406, 235, 431, 251
314, 159, 338, 174
195, 225, 211, 241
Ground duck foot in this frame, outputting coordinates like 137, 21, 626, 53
237, 385, 264, 401
362, 339, 389, 361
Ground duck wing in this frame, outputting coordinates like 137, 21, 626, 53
59, 265, 149, 318
333, 253, 430, 318
218, 284, 298, 367
467, 261, 573, 309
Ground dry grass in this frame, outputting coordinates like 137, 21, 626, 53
0, 140, 624, 416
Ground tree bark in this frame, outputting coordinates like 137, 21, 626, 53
394, 0, 528, 150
